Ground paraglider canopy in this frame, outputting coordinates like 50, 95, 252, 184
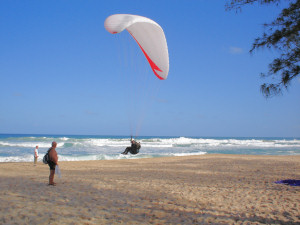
104, 14, 169, 80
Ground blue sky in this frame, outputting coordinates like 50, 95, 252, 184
0, 0, 299, 137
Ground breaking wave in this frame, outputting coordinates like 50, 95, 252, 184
0, 134, 299, 162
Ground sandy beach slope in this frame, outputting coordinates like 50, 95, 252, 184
0, 154, 299, 224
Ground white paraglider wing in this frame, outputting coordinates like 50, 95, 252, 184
104, 14, 169, 80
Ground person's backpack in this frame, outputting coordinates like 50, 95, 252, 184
43, 149, 51, 164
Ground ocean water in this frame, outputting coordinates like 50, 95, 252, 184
0, 134, 299, 162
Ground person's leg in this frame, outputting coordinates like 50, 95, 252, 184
49, 169, 55, 185
122, 147, 130, 154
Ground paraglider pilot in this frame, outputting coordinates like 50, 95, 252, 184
121, 137, 141, 155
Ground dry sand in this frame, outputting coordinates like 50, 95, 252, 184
0, 154, 299, 224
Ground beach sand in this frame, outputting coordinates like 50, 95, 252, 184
0, 154, 299, 224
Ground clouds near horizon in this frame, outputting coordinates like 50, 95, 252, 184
229, 46, 244, 54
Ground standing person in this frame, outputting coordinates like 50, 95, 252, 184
48, 141, 58, 186
34, 145, 39, 165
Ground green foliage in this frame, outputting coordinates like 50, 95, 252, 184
226, 0, 300, 97
226, 0, 281, 10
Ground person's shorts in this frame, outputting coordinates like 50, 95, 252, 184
48, 161, 56, 170
129, 148, 139, 155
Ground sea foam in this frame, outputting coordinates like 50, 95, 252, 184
0, 134, 299, 162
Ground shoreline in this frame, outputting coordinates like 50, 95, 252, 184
2, 151, 300, 164
1, 154, 299, 224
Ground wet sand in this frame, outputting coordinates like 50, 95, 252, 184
0, 154, 299, 224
